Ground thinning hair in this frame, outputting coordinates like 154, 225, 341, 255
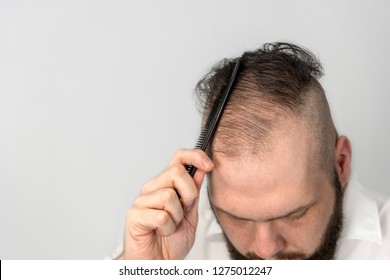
195, 42, 337, 173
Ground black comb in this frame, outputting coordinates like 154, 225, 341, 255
187, 58, 241, 177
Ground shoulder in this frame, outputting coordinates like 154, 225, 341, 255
337, 176, 390, 259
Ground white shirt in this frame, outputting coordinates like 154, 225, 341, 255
185, 176, 390, 259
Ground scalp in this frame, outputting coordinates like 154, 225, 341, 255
195, 42, 337, 172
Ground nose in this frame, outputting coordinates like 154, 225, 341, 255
251, 222, 285, 259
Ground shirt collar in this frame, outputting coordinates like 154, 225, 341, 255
340, 175, 382, 244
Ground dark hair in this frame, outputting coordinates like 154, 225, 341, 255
196, 42, 323, 113
195, 42, 336, 169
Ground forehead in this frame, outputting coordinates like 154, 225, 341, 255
209, 119, 323, 216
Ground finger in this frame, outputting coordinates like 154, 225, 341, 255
193, 169, 207, 189
127, 207, 176, 237
134, 188, 184, 226
169, 149, 214, 172
141, 164, 199, 206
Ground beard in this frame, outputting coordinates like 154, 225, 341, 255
221, 169, 344, 260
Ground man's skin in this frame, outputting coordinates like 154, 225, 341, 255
119, 149, 213, 260
118, 115, 352, 260
209, 117, 351, 259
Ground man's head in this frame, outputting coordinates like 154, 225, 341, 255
195, 42, 352, 259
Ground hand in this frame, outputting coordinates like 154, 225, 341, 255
119, 149, 214, 259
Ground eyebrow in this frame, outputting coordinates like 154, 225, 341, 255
211, 200, 316, 222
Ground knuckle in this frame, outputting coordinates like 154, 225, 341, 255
141, 174, 161, 194
161, 188, 177, 202
141, 182, 152, 194
193, 148, 206, 159
170, 163, 185, 175
133, 196, 143, 207
155, 211, 170, 226
174, 148, 186, 157
171, 149, 186, 163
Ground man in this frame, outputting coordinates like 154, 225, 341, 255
116, 43, 390, 260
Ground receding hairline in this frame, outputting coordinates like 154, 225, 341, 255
207, 81, 337, 173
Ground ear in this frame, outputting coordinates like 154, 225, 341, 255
334, 136, 352, 190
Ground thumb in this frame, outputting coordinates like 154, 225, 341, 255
193, 169, 207, 191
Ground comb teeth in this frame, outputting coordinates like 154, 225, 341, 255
186, 129, 209, 176
186, 58, 241, 177
195, 129, 208, 150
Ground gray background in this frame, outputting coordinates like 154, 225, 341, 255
1, 0, 389, 259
